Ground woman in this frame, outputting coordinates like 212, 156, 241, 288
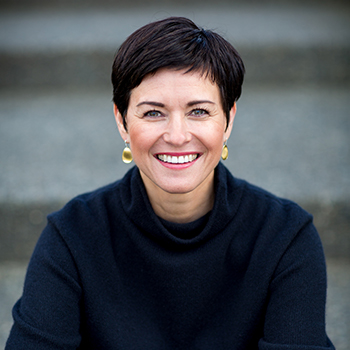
6, 17, 334, 349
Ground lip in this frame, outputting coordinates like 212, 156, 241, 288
154, 152, 201, 169
155, 152, 199, 157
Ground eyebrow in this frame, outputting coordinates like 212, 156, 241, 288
136, 100, 215, 108
187, 100, 215, 107
136, 101, 165, 108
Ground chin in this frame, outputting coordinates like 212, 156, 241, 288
160, 184, 196, 195
146, 176, 192, 193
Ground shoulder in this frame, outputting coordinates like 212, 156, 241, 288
244, 180, 312, 233
218, 163, 312, 227
47, 166, 137, 243
239, 180, 324, 276
218, 164, 316, 252
221, 166, 326, 287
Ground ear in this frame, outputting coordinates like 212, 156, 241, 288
113, 104, 129, 142
224, 103, 236, 140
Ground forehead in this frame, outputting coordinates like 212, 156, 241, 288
129, 68, 221, 105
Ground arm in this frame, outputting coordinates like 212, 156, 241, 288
6, 222, 82, 350
259, 222, 335, 349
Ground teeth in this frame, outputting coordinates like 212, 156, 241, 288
157, 154, 198, 164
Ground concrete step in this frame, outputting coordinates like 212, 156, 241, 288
1, 258, 349, 349
1, 4, 349, 89
1, 0, 348, 10
0, 85, 349, 261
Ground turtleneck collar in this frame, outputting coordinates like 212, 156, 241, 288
119, 162, 244, 248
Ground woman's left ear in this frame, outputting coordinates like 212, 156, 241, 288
225, 103, 236, 138
113, 104, 128, 141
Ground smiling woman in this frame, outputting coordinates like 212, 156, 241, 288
6, 17, 335, 350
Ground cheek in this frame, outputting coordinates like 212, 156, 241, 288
128, 123, 158, 154
206, 130, 227, 159
194, 123, 226, 148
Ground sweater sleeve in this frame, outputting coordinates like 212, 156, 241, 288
258, 221, 335, 350
5, 222, 82, 350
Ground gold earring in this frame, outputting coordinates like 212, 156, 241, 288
122, 141, 133, 164
221, 141, 228, 160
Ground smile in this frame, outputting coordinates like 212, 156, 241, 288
157, 154, 199, 164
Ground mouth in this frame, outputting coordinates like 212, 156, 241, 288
156, 153, 199, 164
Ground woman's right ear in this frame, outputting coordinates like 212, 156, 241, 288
113, 104, 128, 141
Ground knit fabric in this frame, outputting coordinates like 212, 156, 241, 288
6, 163, 335, 349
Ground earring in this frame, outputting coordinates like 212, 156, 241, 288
122, 141, 133, 164
221, 141, 228, 160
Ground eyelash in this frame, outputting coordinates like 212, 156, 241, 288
143, 107, 210, 118
190, 108, 210, 116
143, 110, 162, 118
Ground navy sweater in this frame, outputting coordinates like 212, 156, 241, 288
6, 163, 334, 349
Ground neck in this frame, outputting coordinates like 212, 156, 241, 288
140, 171, 215, 224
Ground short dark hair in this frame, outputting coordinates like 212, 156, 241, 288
111, 16, 245, 130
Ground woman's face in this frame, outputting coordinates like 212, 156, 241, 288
115, 68, 235, 196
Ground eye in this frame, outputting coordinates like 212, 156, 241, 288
144, 110, 162, 118
190, 108, 209, 117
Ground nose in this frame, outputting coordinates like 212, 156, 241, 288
163, 115, 191, 146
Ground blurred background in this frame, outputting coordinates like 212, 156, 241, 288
0, 0, 349, 348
